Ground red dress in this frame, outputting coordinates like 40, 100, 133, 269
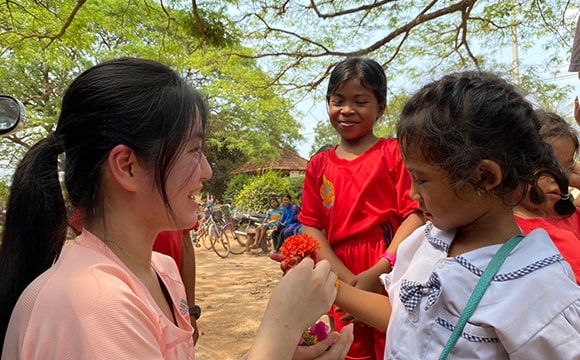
516, 216, 580, 284
299, 138, 418, 359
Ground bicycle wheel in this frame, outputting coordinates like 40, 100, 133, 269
224, 222, 244, 255
234, 221, 254, 247
212, 228, 231, 258
202, 223, 215, 250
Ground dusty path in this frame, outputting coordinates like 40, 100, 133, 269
193, 245, 281, 360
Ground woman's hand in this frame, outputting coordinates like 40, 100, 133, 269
247, 259, 339, 360
291, 324, 353, 360
242, 324, 353, 360
273, 258, 337, 329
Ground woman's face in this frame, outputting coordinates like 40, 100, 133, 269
160, 138, 213, 230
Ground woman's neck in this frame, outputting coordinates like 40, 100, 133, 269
84, 214, 157, 276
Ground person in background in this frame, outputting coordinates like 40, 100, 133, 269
282, 193, 303, 240
299, 57, 423, 359
514, 110, 580, 284
252, 197, 283, 251
272, 193, 298, 253
0, 57, 352, 359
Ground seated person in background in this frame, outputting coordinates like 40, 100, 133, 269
280, 193, 303, 245
252, 197, 282, 250
272, 193, 298, 253
514, 109, 580, 284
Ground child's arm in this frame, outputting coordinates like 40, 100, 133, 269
334, 281, 391, 331
352, 212, 424, 293
302, 225, 356, 283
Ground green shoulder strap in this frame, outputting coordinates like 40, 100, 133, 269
439, 234, 525, 360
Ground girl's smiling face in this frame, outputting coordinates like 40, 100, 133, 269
328, 78, 385, 142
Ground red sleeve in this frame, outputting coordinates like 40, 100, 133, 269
383, 138, 420, 220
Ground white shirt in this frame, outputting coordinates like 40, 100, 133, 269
381, 223, 580, 359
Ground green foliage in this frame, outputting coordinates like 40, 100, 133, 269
0, 181, 9, 210
233, 171, 293, 213
0, 0, 304, 181
310, 119, 339, 158
223, 174, 251, 203
286, 175, 305, 198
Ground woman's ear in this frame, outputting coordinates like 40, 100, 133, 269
107, 144, 139, 192
476, 159, 503, 191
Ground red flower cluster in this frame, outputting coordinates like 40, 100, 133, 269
280, 234, 320, 263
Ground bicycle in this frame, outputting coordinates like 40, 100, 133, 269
193, 205, 241, 258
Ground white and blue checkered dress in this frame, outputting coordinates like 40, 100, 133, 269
380, 222, 580, 359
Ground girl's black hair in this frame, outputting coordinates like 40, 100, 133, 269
0, 57, 208, 342
326, 57, 387, 106
396, 71, 574, 216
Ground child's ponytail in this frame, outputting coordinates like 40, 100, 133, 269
0, 133, 67, 341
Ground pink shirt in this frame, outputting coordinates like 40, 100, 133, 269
2, 231, 195, 359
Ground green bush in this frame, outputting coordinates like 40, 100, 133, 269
287, 175, 305, 197
234, 170, 293, 213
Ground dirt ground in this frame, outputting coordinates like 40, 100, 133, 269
193, 244, 281, 360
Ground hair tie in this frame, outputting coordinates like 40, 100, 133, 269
46, 131, 64, 154
560, 193, 570, 201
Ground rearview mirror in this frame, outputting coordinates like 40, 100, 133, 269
0, 95, 26, 136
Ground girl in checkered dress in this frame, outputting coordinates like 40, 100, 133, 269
334, 71, 580, 359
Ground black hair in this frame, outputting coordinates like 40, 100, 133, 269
0, 57, 208, 342
326, 57, 387, 106
396, 71, 573, 216
282, 193, 292, 201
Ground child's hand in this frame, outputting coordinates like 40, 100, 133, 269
351, 268, 384, 294
269, 253, 304, 274
568, 163, 580, 190
575, 96, 580, 126
291, 324, 353, 360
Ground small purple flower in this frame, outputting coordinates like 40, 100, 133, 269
310, 321, 329, 342
299, 321, 329, 346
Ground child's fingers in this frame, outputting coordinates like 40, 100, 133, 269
268, 253, 284, 263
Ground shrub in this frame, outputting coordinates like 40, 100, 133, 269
234, 170, 292, 213
223, 174, 251, 203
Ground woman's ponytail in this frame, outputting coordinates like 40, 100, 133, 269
0, 134, 67, 341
